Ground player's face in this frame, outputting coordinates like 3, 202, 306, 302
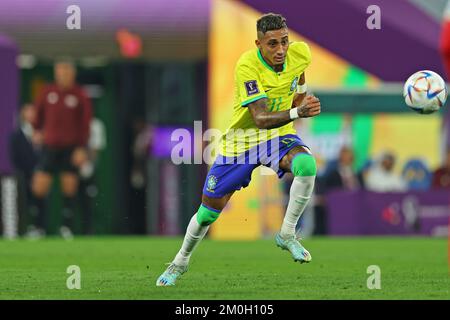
257, 28, 289, 67
339, 148, 354, 166
382, 157, 395, 171
54, 63, 76, 89
21, 104, 35, 123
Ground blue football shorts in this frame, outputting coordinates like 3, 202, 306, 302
202, 134, 308, 198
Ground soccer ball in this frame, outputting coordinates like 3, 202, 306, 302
403, 70, 447, 114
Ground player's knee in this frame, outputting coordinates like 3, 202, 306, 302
61, 174, 79, 197
291, 152, 317, 177
32, 184, 47, 198
196, 204, 221, 226
32, 173, 51, 198
61, 185, 78, 197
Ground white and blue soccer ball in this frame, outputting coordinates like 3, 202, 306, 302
403, 70, 447, 114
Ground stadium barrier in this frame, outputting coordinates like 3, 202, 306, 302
326, 190, 450, 236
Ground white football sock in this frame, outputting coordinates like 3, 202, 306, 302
172, 213, 209, 266
280, 175, 315, 239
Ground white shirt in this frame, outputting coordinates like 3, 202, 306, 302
365, 166, 407, 192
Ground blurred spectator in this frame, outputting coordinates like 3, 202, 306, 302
9, 104, 41, 176
31, 60, 92, 239
315, 146, 362, 236
431, 149, 450, 189
78, 117, 107, 234
324, 146, 363, 191
129, 119, 153, 234
8, 104, 45, 238
365, 152, 406, 192
401, 159, 431, 191
440, 4, 450, 153
440, 1, 450, 80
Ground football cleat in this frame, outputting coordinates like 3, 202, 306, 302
156, 263, 188, 286
275, 232, 312, 263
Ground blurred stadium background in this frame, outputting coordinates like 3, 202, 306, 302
0, 1, 448, 247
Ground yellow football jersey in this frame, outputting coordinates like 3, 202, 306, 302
221, 41, 312, 156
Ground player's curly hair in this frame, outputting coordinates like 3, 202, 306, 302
257, 13, 287, 35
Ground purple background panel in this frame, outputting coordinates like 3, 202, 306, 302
326, 190, 364, 235
151, 126, 195, 159
0, 0, 210, 31
0, 34, 18, 175
242, 0, 445, 81
326, 190, 450, 236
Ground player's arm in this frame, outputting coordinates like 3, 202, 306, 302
72, 89, 93, 168
292, 72, 307, 108
248, 95, 320, 130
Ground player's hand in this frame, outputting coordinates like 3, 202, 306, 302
72, 147, 89, 168
296, 95, 321, 118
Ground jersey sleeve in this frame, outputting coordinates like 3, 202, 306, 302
290, 42, 312, 75
236, 63, 267, 107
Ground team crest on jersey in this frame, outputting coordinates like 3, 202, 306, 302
245, 80, 259, 96
47, 92, 59, 104
206, 175, 218, 192
64, 95, 79, 108
289, 76, 299, 94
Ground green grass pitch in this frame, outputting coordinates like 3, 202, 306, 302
0, 236, 448, 299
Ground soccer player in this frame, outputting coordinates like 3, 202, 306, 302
31, 60, 92, 239
157, 13, 321, 286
